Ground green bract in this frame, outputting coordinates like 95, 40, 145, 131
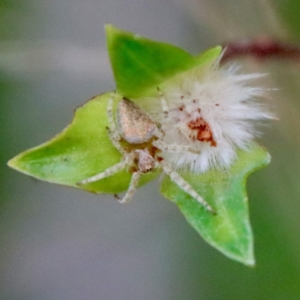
8, 93, 158, 194
106, 25, 221, 98
8, 25, 270, 266
161, 145, 270, 265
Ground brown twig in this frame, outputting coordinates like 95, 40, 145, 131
221, 38, 300, 64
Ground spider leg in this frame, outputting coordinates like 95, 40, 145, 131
106, 92, 123, 140
105, 92, 127, 156
118, 171, 141, 204
153, 140, 201, 154
106, 127, 127, 155
159, 160, 215, 214
157, 87, 169, 115
78, 160, 127, 185
106, 92, 118, 134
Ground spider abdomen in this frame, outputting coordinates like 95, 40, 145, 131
117, 98, 157, 144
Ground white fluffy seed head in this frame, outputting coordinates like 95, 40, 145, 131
138, 56, 274, 173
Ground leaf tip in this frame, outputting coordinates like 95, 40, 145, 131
243, 254, 256, 267
265, 150, 271, 166
246, 259, 256, 268
7, 152, 31, 177
105, 23, 117, 35
7, 154, 20, 171
225, 246, 255, 267
105, 24, 132, 42
214, 45, 222, 56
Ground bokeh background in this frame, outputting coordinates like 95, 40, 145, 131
2, 0, 300, 299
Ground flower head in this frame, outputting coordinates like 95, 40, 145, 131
139, 56, 273, 173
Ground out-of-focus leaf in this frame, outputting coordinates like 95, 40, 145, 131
273, 0, 300, 40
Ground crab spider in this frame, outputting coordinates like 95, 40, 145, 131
78, 92, 215, 214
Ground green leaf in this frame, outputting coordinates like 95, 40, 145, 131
106, 24, 221, 97
8, 93, 159, 194
160, 144, 270, 266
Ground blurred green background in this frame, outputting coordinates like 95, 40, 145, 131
2, 0, 300, 299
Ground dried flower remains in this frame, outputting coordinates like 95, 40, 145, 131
139, 56, 274, 173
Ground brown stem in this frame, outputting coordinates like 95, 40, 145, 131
221, 38, 300, 64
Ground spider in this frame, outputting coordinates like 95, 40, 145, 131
78, 92, 215, 214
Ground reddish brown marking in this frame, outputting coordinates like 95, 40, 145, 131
179, 105, 184, 111
157, 156, 163, 162
188, 118, 217, 147
215, 104, 219, 106
149, 144, 159, 157
192, 99, 196, 103
180, 95, 184, 99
